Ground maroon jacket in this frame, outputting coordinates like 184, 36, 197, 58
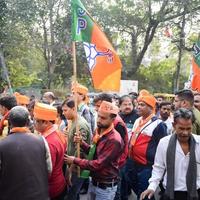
74, 127, 124, 182
113, 115, 128, 168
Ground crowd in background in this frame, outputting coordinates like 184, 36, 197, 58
0, 84, 200, 200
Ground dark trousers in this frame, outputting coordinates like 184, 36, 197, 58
51, 187, 68, 200
114, 160, 131, 200
65, 172, 85, 200
125, 158, 154, 200
160, 189, 200, 200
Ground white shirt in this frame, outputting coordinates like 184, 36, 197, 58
163, 117, 173, 135
148, 134, 200, 192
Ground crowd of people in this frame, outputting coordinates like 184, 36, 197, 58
0, 84, 200, 200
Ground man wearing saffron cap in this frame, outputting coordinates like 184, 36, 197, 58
33, 103, 67, 200
72, 83, 95, 135
65, 101, 124, 200
93, 93, 130, 200
15, 93, 30, 107
127, 92, 167, 200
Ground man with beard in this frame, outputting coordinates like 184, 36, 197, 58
117, 95, 139, 200
65, 101, 124, 200
159, 101, 173, 135
173, 89, 200, 135
93, 93, 129, 200
119, 95, 139, 140
141, 108, 200, 200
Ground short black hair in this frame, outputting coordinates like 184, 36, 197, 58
156, 95, 164, 99
57, 104, 66, 120
62, 99, 75, 109
9, 106, 29, 127
159, 101, 171, 109
175, 89, 194, 105
93, 93, 113, 104
0, 95, 17, 110
174, 108, 194, 123
119, 95, 133, 106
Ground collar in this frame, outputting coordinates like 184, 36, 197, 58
93, 124, 114, 144
10, 127, 30, 134
192, 134, 200, 144
78, 102, 85, 111
42, 124, 57, 138
50, 101, 56, 106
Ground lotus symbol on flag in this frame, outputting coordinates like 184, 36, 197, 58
84, 42, 114, 72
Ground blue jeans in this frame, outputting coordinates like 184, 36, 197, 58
125, 158, 155, 200
66, 172, 84, 200
87, 181, 117, 200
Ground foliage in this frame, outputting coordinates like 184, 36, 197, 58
0, 0, 200, 93
136, 58, 189, 93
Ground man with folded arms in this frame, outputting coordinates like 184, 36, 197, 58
65, 101, 124, 200
141, 108, 200, 200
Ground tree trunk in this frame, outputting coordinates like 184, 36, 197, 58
174, 6, 186, 92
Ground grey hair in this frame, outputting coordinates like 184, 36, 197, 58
173, 108, 194, 123
9, 106, 29, 127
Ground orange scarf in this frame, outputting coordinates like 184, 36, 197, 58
10, 127, 30, 133
93, 124, 114, 144
130, 114, 154, 146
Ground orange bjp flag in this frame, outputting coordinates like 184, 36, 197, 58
191, 41, 200, 92
191, 59, 200, 92
72, 0, 122, 91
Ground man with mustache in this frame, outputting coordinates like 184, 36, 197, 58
117, 95, 139, 200
173, 89, 200, 135
64, 101, 124, 200
159, 101, 173, 135
141, 108, 200, 200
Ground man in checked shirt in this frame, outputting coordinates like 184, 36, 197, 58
64, 101, 124, 200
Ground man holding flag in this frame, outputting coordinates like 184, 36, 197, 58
64, 101, 124, 200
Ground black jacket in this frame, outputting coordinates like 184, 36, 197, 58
0, 133, 49, 200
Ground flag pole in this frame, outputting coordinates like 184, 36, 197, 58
72, 41, 81, 177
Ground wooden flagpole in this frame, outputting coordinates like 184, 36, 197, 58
72, 41, 81, 177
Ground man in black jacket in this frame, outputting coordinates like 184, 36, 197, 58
0, 106, 51, 200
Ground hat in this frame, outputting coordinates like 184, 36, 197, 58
33, 103, 57, 121
138, 94, 156, 109
15, 93, 30, 105
99, 101, 119, 115
72, 83, 88, 95
19, 95, 30, 105
139, 89, 150, 97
